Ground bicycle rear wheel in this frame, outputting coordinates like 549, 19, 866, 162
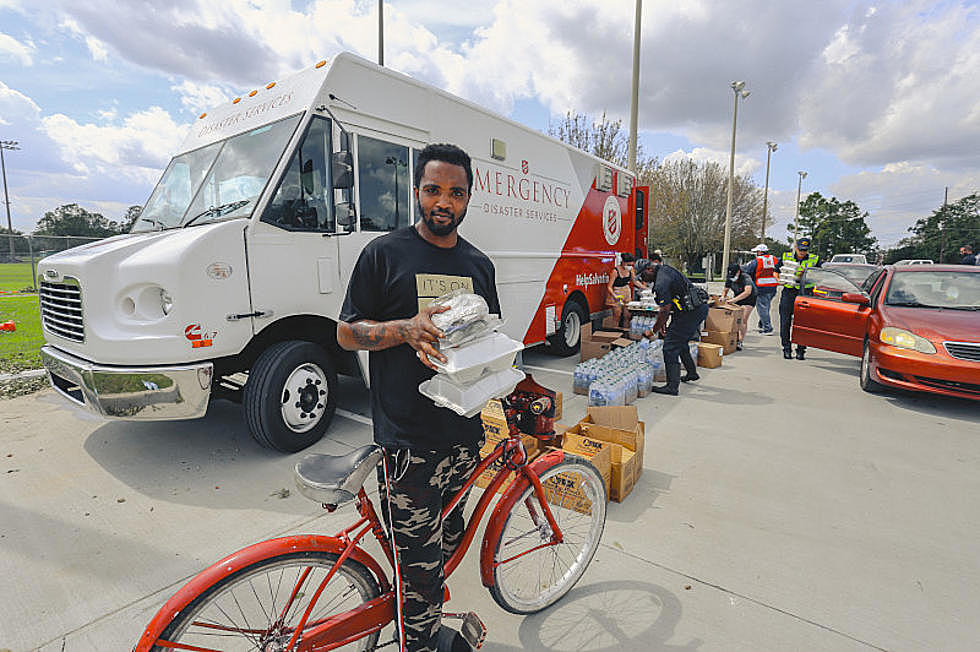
151, 551, 380, 651
488, 457, 606, 614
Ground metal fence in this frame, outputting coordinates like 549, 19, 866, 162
0, 234, 105, 292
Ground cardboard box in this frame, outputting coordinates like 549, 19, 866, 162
698, 342, 723, 368
702, 330, 737, 355
611, 337, 634, 349
560, 431, 613, 495
601, 316, 630, 331
591, 330, 623, 343
554, 391, 563, 421
705, 304, 740, 332
564, 421, 641, 503
541, 438, 612, 513
476, 400, 541, 493
581, 339, 612, 362
576, 406, 645, 480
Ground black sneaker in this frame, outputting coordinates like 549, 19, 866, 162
795, 349, 806, 360
736, 341, 743, 351
783, 350, 793, 360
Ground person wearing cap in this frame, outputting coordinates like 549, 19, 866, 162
742, 244, 780, 334
779, 237, 821, 360
721, 262, 756, 351
634, 255, 709, 395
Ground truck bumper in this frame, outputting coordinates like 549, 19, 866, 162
41, 346, 213, 420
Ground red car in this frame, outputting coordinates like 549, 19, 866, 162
792, 265, 980, 400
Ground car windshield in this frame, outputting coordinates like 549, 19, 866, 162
885, 271, 980, 310
134, 114, 302, 231
826, 265, 877, 286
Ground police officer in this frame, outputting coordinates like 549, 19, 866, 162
778, 236, 821, 360
635, 255, 709, 395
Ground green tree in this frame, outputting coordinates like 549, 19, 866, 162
33, 203, 125, 237
122, 205, 143, 232
787, 192, 877, 261
886, 192, 979, 263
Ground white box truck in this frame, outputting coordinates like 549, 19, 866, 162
38, 52, 649, 452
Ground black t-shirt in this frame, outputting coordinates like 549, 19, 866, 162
725, 272, 757, 306
652, 264, 692, 311
340, 226, 501, 451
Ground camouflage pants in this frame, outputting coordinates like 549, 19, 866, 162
378, 442, 482, 652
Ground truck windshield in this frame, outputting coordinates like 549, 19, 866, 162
135, 114, 303, 231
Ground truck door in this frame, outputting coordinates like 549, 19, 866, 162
791, 268, 871, 356
247, 116, 342, 331
631, 186, 649, 258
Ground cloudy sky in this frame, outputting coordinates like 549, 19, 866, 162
1, 0, 977, 247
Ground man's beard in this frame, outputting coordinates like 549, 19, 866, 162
419, 199, 466, 236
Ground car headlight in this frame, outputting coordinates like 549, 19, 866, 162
160, 290, 174, 315
880, 327, 936, 354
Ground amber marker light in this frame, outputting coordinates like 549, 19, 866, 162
199, 113, 207, 119
315, 60, 326, 68
266, 82, 276, 89
232, 97, 241, 104
248, 90, 258, 97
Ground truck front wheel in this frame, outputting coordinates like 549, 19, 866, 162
547, 300, 587, 357
244, 341, 338, 453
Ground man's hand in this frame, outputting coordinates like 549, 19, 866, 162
405, 304, 451, 370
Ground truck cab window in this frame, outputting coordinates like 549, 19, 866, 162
262, 117, 334, 232
357, 135, 409, 232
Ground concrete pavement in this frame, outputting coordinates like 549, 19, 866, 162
1, 334, 978, 651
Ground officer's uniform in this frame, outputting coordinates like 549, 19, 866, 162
778, 241, 820, 359
647, 262, 709, 393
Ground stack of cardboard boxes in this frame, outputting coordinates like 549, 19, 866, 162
697, 300, 743, 368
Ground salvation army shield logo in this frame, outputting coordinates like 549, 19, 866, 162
602, 196, 622, 245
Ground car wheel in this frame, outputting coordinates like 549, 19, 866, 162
860, 340, 885, 394
548, 300, 587, 357
244, 341, 338, 452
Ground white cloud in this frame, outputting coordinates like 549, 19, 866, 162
0, 31, 34, 66
41, 107, 188, 183
663, 147, 760, 178
84, 34, 108, 62
170, 80, 232, 114
0, 81, 40, 125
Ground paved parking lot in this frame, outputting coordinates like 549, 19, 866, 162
2, 335, 979, 651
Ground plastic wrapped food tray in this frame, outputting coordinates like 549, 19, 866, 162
419, 367, 526, 418
438, 316, 505, 350
430, 332, 524, 384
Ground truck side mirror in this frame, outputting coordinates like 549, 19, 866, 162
335, 201, 355, 227
332, 151, 353, 189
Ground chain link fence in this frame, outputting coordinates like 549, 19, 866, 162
0, 234, 105, 293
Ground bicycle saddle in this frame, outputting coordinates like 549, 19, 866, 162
294, 444, 382, 506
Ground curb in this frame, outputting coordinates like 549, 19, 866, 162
0, 368, 46, 383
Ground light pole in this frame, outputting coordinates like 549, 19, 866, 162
627, 0, 642, 174
760, 141, 777, 240
722, 81, 749, 276
378, 0, 384, 66
1, 139, 20, 260
793, 170, 807, 244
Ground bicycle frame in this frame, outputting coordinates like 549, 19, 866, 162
136, 435, 569, 652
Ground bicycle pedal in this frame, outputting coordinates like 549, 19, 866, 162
441, 611, 486, 649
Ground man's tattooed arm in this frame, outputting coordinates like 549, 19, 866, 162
338, 319, 412, 352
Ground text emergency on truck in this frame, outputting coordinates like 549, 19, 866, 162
37, 52, 650, 453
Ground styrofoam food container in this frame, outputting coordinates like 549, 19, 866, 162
419, 367, 526, 418
430, 331, 524, 384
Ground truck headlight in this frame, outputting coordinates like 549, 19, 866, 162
880, 327, 936, 354
161, 290, 174, 315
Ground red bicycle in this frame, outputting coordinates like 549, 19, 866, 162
136, 429, 607, 651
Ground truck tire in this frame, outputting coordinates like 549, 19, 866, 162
244, 341, 338, 453
547, 300, 587, 357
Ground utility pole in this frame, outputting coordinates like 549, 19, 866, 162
627, 0, 642, 174
722, 81, 749, 276
793, 170, 807, 244
378, 0, 384, 66
1, 140, 20, 261
761, 141, 777, 240
939, 186, 948, 263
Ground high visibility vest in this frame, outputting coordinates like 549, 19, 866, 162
754, 255, 779, 287
782, 252, 820, 288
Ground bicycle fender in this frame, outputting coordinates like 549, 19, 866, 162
479, 448, 566, 587
134, 534, 388, 651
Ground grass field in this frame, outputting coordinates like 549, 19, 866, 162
0, 294, 44, 373
0, 262, 37, 293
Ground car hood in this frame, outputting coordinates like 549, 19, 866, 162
881, 305, 980, 342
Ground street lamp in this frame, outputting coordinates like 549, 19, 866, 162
1, 139, 20, 261
627, 0, 642, 173
722, 81, 750, 276
793, 170, 807, 244
385, 156, 406, 225
760, 141, 777, 240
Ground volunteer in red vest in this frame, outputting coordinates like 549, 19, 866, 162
742, 244, 780, 335
779, 236, 821, 360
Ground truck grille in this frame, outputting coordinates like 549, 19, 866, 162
40, 279, 85, 342
944, 342, 980, 362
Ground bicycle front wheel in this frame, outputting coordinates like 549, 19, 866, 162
152, 551, 381, 651
488, 457, 607, 614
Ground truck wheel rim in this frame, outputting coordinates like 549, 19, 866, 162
281, 363, 328, 433
564, 311, 581, 347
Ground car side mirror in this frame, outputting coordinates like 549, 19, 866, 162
842, 292, 870, 306
335, 201, 355, 227
332, 151, 353, 189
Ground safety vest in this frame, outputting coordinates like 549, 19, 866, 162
782, 252, 820, 288
754, 255, 779, 287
